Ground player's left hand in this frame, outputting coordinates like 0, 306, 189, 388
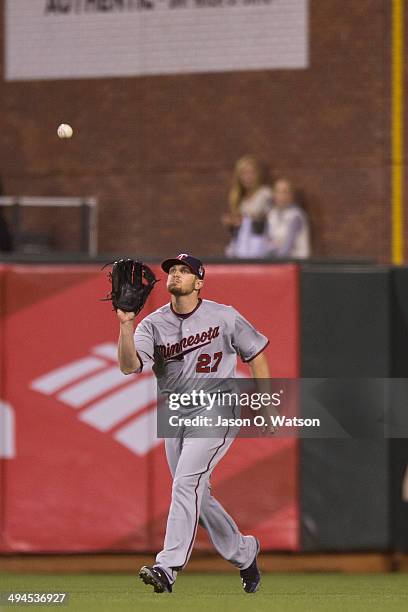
102, 258, 158, 315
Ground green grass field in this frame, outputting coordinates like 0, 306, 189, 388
1, 573, 408, 611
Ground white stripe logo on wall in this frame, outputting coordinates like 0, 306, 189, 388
0, 401, 16, 459
30, 343, 161, 456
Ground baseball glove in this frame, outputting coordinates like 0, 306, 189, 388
102, 258, 158, 314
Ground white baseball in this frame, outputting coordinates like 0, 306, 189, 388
57, 123, 73, 139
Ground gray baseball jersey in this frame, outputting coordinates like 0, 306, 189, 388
133, 297, 268, 584
134, 298, 269, 382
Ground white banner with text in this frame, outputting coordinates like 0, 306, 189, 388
5, 0, 309, 80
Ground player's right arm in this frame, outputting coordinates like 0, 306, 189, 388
117, 309, 142, 374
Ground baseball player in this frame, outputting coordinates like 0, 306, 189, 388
117, 253, 274, 594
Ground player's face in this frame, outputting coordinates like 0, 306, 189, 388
167, 264, 201, 296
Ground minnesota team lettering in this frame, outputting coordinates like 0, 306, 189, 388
158, 326, 220, 360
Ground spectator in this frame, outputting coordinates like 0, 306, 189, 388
267, 178, 310, 259
0, 177, 13, 252
0, 209, 12, 252
223, 156, 272, 258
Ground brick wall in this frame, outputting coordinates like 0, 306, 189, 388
0, 0, 401, 261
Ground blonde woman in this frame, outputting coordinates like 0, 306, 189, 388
223, 156, 273, 258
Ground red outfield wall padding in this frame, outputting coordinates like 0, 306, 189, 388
0, 266, 8, 551
0, 263, 299, 552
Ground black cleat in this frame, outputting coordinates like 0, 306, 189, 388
240, 538, 261, 593
139, 565, 173, 593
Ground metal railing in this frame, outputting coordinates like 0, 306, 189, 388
0, 196, 98, 256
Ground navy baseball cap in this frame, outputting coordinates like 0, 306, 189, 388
161, 254, 205, 279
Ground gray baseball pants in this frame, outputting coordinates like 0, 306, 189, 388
155, 434, 257, 584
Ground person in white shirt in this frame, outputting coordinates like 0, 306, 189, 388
222, 156, 272, 259
267, 178, 310, 259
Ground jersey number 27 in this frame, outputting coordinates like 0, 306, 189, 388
196, 352, 223, 373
